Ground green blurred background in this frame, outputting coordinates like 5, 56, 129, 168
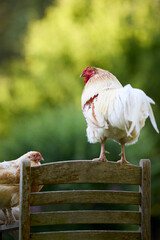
0, 0, 160, 239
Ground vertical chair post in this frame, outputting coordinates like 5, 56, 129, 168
139, 159, 151, 240
19, 159, 31, 240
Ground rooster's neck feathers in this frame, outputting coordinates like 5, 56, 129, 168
81, 68, 122, 108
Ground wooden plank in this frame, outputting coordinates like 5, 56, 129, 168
30, 230, 141, 240
31, 160, 141, 185
30, 190, 141, 206
139, 159, 151, 240
30, 210, 141, 226
0, 221, 19, 232
19, 159, 31, 240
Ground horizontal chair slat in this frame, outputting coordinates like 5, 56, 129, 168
0, 222, 19, 232
30, 230, 141, 240
31, 160, 141, 185
30, 210, 141, 226
30, 190, 141, 206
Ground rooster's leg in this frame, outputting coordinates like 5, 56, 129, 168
93, 138, 109, 162
7, 207, 16, 224
117, 143, 130, 165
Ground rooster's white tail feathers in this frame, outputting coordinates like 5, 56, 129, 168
121, 85, 159, 135
97, 84, 159, 135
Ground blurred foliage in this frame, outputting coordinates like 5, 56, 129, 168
0, 0, 160, 239
0, 0, 53, 62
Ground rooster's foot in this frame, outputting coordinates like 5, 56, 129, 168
105, 150, 110, 154
117, 159, 131, 165
92, 154, 108, 162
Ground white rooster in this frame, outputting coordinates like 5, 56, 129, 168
81, 66, 159, 164
0, 151, 44, 224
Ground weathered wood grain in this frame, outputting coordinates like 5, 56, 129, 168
0, 221, 19, 232
139, 159, 151, 240
30, 190, 141, 206
19, 159, 31, 240
30, 230, 141, 240
31, 160, 141, 185
30, 210, 141, 226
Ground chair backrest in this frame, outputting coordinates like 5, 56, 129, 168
19, 159, 151, 240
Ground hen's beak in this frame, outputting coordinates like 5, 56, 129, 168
80, 73, 85, 77
36, 156, 44, 163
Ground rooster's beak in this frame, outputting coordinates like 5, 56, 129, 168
40, 157, 44, 161
80, 73, 85, 77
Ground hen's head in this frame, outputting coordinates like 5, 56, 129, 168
80, 66, 97, 83
21, 151, 44, 163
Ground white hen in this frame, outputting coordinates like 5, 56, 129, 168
81, 67, 159, 164
0, 151, 44, 224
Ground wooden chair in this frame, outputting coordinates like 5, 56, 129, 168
19, 159, 151, 240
